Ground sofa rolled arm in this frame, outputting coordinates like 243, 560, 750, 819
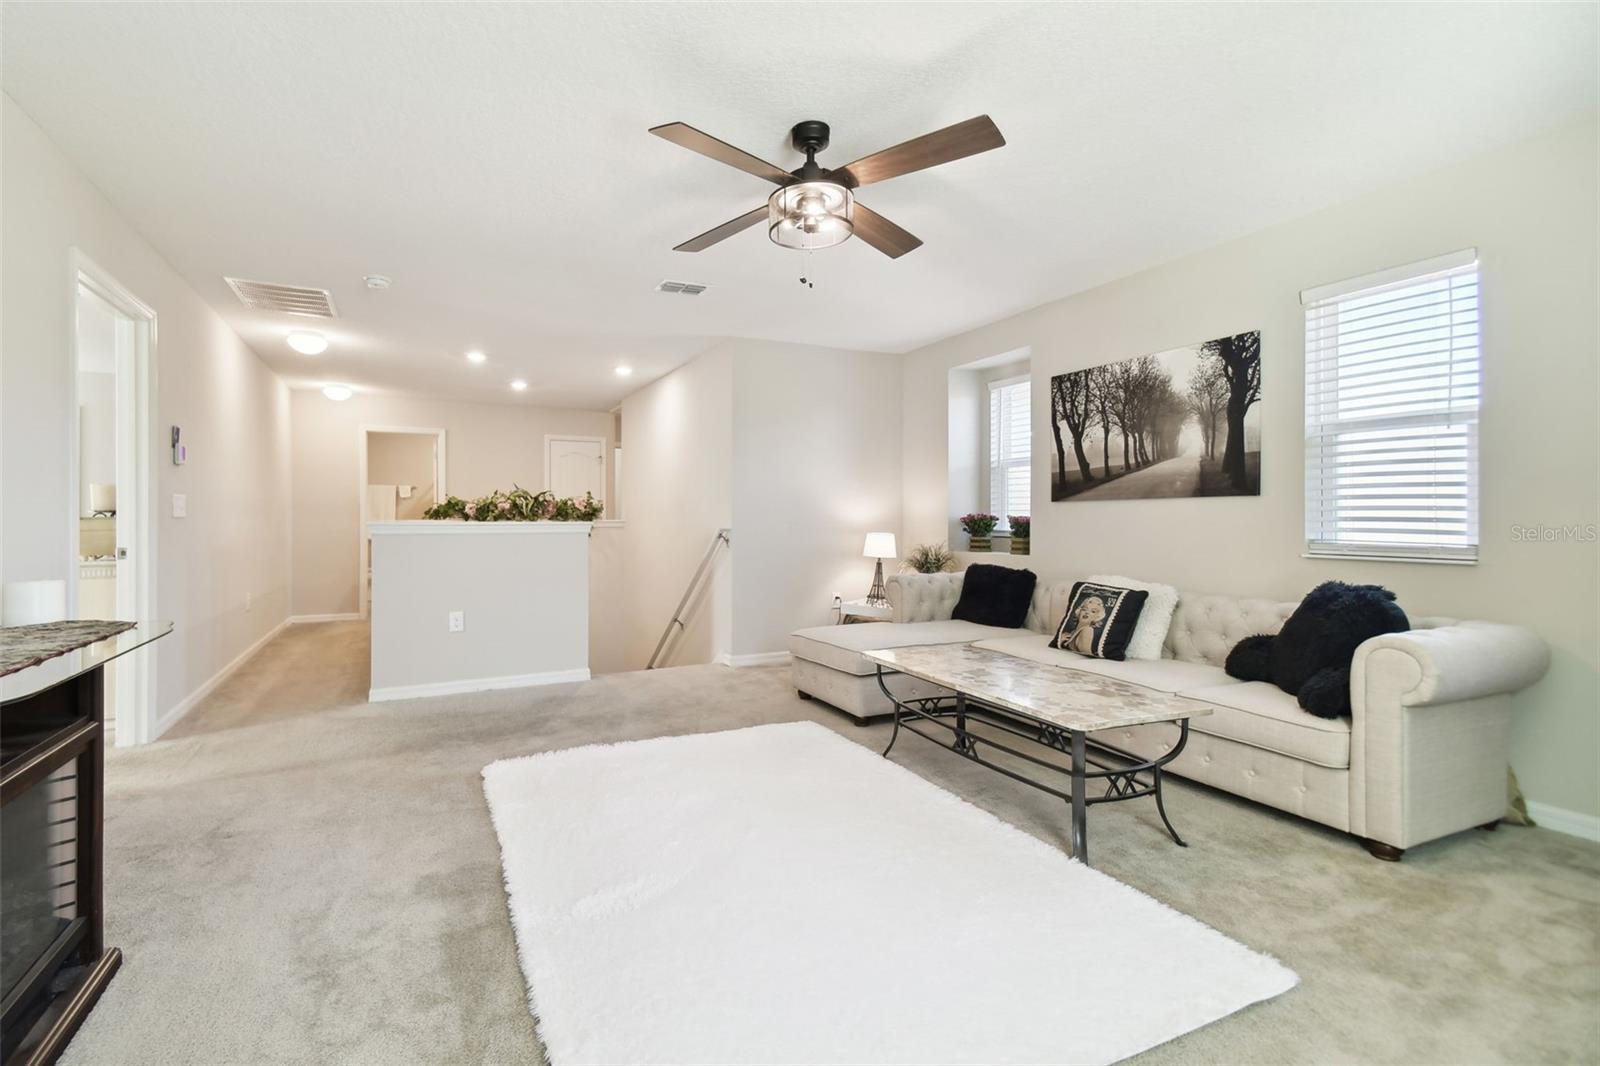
885, 573, 964, 624
1353, 622, 1550, 708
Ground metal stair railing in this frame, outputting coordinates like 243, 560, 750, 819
647, 528, 731, 669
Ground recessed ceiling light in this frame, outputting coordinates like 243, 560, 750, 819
364, 274, 392, 289
509, 379, 529, 392
287, 330, 329, 355
322, 384, 353, 402
614, 365, 634, 377
466, 350, 487, 365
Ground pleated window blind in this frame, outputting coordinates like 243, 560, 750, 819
989, 375, 1031, 531
1302, 250, 1480, 562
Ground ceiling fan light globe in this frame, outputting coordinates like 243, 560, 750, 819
768, 181, 854, 250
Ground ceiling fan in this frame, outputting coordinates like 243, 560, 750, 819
649, 116, 1005, 259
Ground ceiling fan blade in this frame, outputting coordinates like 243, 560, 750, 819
650, 122, 793, 185
837, 115, 1005, 188
674, 206, 769, 252
851, 203, 922, 258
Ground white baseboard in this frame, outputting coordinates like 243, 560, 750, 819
715, 651, 792, 668
368, 668, 591, 703
1526, 801, 1600, 843
153, 617, 289, 740
288, 612, 363, 624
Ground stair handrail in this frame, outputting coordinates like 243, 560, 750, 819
646, 528, 731, 669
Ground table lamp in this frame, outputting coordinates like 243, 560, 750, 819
862, 532, 896, 607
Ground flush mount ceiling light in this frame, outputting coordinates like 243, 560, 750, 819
363, 274, 392, 290
509, 379, 529, 392
321, 384, 353, 402
286, 330, 329, 355
466, 350, 487, 365
649, 116, 1005, 258
614, 365, 634, 377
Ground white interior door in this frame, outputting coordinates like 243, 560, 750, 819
546, 437, 605, 501
71, 258, 155, 747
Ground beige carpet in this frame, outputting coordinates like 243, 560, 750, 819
64, 621, 1600, 1065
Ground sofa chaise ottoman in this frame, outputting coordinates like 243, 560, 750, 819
789, 572, 1549, 859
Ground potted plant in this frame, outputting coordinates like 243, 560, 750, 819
422, 487, 604, 523
903, 543, 957, 574
960, 513, 998, 552
1008, 515, 1031, 555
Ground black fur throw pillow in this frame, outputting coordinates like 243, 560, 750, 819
951, 564, 1037, 628
1223, 581, 1410, 719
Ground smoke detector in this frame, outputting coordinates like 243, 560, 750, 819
225, 277, 338, 317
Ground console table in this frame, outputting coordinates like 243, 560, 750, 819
864, 643, 1210, 866
1, 621, 171, 1066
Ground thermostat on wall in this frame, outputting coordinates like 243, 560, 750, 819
171, 425, 186, 465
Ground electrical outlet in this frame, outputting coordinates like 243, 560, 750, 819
171, 493, 187, 518
245, 591, 253, 612
448, 610, 465, 633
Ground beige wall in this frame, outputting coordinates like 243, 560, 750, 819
1, 94, 292, 724
367, 431, 437, 520
616, 348, 734, 669
369, 523, 589, 697
290, 389, 611, 617
900, 117, 1600, 820
614, 339, 903, 667
728, 340, 903, 656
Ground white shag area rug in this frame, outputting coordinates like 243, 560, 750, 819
482, 720, 1297, 1065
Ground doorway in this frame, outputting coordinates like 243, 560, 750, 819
68, 253, 156, 747
358, 426, 446, 618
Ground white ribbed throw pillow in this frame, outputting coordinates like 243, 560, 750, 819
1087, 574, 1179, 661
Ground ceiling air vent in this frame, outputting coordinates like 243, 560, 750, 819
655, 280, 707, 295
225, 277, 338, 317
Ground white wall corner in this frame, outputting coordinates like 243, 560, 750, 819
1525, 801, 1600, 844
152, 617, 289, 741
716, 651, 791, 668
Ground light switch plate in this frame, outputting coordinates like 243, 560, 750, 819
172, 493, 187, 518
448, 610, 465, 633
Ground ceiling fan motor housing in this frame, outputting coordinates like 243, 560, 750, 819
790, 120, 831, 156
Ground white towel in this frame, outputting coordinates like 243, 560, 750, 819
367, 484, 397, 522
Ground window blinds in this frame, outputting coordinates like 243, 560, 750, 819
1303, 249, 1480, 562
989, 376, 1031, 529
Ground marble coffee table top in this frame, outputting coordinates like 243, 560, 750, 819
862, 643, 1212, 733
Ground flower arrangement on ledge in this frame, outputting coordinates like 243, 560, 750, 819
959, 512, 998, 552
959, 513, 998, 536
423, 486, 603, 523
1008, 515, 1031, 555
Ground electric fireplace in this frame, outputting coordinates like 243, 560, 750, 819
1, 622, 169, 1066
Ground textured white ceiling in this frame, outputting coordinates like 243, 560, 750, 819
3, 2, 1594, 409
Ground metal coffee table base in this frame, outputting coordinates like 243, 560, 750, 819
875, 668, 1192, 866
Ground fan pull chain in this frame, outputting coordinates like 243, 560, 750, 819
799, 250, 816, 290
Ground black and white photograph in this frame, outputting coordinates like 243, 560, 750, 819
1050, 330, 1262, 501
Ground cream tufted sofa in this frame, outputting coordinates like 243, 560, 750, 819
788, 572, 1549, 859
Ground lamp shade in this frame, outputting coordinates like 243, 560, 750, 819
862, 532, 897, 559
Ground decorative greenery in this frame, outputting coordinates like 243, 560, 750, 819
959, 512, 998, 537
423, 486, 603, 523
903, 543, 957, 574
1008, 515, 1031, 538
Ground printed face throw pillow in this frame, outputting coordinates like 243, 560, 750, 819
1049, 581, 1150, 661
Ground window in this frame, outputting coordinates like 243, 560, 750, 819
1302, 249, 1480, 563
988, 375, 1031, 531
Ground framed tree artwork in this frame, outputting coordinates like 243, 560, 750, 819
1049, 330, 1261, 501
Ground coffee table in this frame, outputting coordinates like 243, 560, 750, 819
863, 643, 1212, 866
